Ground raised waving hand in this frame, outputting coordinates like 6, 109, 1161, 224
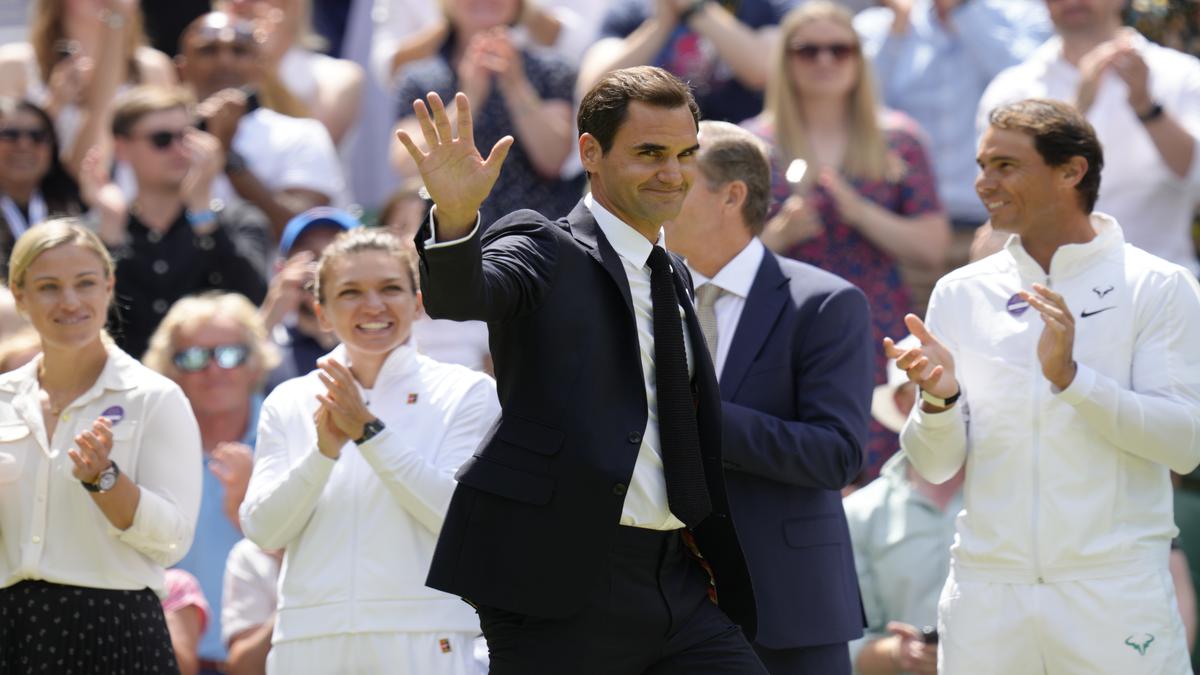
395, 92, 513, 239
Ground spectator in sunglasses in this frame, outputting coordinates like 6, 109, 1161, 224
0, 0, 176, 178
0, 97, 82, 273
143, 291, 279, 675
175, 11, 349, 241
242, 228, 499, 674
93, 85, 269, 360
742, 1, 948, 481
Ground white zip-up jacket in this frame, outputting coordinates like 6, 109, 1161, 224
240, 343, 500, 642
902, 214, 1200, 584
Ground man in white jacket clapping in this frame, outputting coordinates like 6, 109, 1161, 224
884, 98, 1200, 674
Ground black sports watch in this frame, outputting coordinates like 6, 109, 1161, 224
355, 419, 386, 445
81, 461, 120, 493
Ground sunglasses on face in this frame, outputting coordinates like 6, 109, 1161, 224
0, 128, 50, 145
134, 129, 187, 150
172, 344, 251, 373
192, 22, 258, 54
787, 43, 858, 61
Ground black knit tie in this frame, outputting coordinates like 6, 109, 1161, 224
646, 246, 712, 528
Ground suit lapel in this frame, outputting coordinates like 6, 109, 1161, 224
568, 201, 634, 315
720, 252, 789, 396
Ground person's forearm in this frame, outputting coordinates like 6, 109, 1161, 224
856, 636, 902, 675
902, 398, 967, 484
1139, 110, 1196, 179
64, 14, 129, 177
522, 5, 562, 47
500, 81, 572, 178
88, 473, 141, 531
578, 20, 677, 97
389, 21, 450, 79
689, 6, 776, 90
225, 170, 301, 240
226, 616, 275, 675
849, 205, 950, 270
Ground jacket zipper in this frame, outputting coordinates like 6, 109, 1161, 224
1031, 274, 1050, 584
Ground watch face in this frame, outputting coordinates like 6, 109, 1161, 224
98, 470, 117, 491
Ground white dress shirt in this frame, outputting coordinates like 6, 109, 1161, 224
585, 194, 696, 531
688, 238, 765, 378
0, 346, 202, 595
978, 33, 1200, 274
425, 196, 697, 530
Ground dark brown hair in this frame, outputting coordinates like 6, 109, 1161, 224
577, 66, 700, 154
988, 98, 1104, 213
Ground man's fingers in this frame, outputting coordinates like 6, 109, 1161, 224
483, 135, 515, 173
903, 313, 940, 347
412, 98, 440, 147
455, 92, 475, 149
882, 336, 901, 359
427, 92, 455, 146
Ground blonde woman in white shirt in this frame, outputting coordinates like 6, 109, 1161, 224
241, 228, 500, 675
0, 218, 202, 674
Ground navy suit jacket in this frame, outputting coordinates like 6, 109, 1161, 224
717, 249, 873, 650
416, 202, 757, 638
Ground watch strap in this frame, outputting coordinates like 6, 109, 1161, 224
920, 388, 961, 408
354, 419, 385, 445
1138, 102, 1164, 123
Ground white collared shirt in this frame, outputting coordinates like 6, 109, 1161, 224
585, 193, 695, 531
0, 346, 202, 594
688, 238, 765, 378
978, 33, 1200, 274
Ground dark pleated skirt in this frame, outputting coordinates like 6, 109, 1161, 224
0, 579, 179, 674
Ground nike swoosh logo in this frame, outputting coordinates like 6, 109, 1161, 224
1081, 306, 1116, 318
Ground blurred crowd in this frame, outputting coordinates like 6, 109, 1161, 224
1, 0, 1199, 673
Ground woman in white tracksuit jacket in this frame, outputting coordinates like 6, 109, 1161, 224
241, 228, 500, 675
891, 100, 1200, 674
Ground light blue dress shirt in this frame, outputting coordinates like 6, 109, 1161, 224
174, 394, 262, 662
855, 0, 1052, 224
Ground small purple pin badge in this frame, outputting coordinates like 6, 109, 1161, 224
1006, 292, 1030, 317
100, 405, 125, 426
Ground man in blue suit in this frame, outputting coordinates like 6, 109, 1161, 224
667, 121, 874, 673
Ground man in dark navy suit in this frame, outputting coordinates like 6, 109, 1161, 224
396, 68, 766, 674
667, 121, 874, 674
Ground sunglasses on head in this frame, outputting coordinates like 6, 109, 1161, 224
788, 43, 857, 61
172, 344, 250, 373
0, 128, 50, 144
136, 129, 187, 150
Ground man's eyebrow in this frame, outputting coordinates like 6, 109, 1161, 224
633, 143, 668, 152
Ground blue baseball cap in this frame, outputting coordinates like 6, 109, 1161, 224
279, 207, 360, 256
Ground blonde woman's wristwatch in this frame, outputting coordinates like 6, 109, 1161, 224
81, 461, 120, 493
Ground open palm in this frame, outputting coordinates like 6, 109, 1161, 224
395, 92, 513, 236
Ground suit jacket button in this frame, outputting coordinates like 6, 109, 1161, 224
612, 483, 627, 496
627, 431, 642, 444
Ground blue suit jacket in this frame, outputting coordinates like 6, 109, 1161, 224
718, 249, 873, 650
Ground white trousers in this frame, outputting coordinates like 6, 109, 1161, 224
266, 631, 483, 675
938, 567, 1190, 675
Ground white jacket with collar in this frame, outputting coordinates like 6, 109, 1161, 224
240, 343, 499, 642
902, 213, 1200, 584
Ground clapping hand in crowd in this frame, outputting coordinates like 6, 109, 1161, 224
1075, 28, 1151, 116
260, 250, 318, 330
196, 88, 251, 155
43, 51, 90, 118
395, 92, 513, 237
79, 145, 129, 246
313, 358, 377, 459
819, 166, 871, 227
761, 194, 822, 251
209, 442, 254, 530
179, 129, 225, 219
